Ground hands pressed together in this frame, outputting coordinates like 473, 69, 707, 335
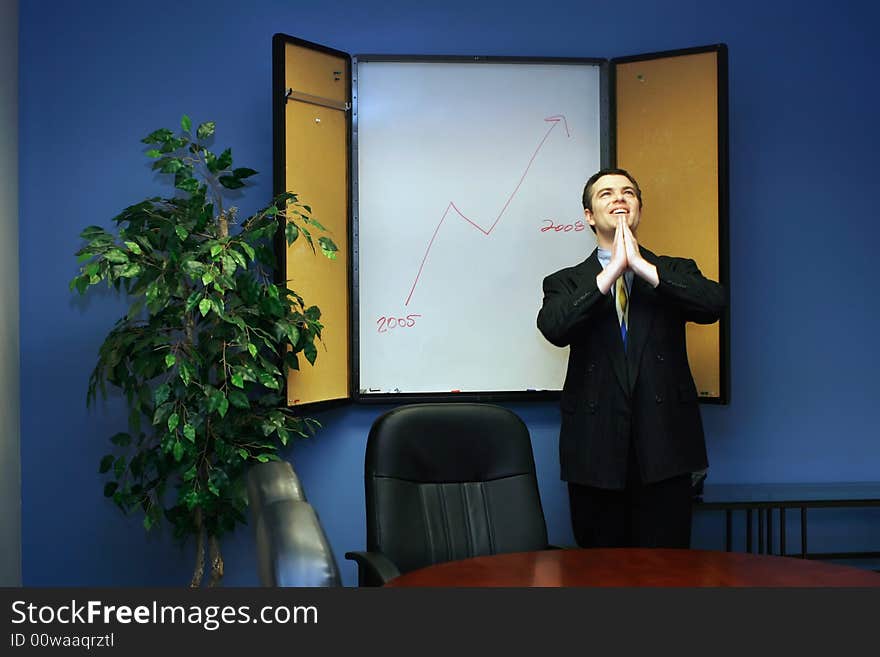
596, 217, 659, 295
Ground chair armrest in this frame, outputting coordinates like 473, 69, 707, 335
344, 551, 402, 586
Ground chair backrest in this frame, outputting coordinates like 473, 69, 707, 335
365, 403, 549, 576
247, 461, 341, 587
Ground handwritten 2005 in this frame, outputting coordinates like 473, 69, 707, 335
376, 314, 423, 333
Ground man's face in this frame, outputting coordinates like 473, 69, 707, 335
584, 174, 642, 245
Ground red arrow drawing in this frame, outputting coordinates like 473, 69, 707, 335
405, 115, 571, 306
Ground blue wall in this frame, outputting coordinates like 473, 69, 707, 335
19, 0, 880, 586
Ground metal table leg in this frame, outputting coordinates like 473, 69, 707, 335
780, 508, 786, 556
800, 507, 807, 558
746, 509, 753, 553
725, 510, 732, 552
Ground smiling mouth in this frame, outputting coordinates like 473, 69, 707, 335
611, 209, 628, 215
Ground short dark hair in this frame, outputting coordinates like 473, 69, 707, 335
581, 168, 643, 212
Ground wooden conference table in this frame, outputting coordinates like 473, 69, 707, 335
385, 548, 880, 587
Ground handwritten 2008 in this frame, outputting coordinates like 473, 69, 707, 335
540, 219, 586, 233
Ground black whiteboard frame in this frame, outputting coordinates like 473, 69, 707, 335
350, 55, 608, 405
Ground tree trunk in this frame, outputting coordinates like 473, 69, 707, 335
190, 507, 206, 588
208, 535, 224, 587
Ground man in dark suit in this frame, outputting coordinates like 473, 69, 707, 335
537, 168, 726, 549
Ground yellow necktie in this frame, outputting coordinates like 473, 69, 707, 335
616, 276, 628, 347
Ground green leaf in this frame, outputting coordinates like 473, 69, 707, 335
219, 175, 245, 190
182, 259, 205, 280
113, 456, 126, 478
109, 432, 131, 446
217, 396, 229, 418
303, 341, 318, 365
154, 383, 171, 406
143, 515, 155, 531
185, 291, 202, 313
205, 386, 223, 413
145, 148, 162, 158
104, 249, 129, 264
256, 370, 280, 390
280, 322, 300, 347
247, 343, 258, 358
256, 454, 270, 463
183, 424, 196, 443
80, 225, 107, 239
152, 402, 172, 426
117, 263, 142, 278
99, 454, 115, 474
319, 236, 338, 260
217, 148, 232, 170
183, 489, 200, 510
172, 441, 184, 462
167, 412, 180, 432
231, 372, 244, 388
181, 114, 192, 133
129, 453, 144, 477
201, 270, 215, 286
210, 244, 223, 258
205, 150, 218, 173
199, 298, 212, 317
124, 240, 143, 255
221, 254, 237, 276
175, 225, 189, 241
73, 275, 89, 294
103, 482, 118, 498
165, 353, 176, 369
229, 249, 247, 270
179, 360, 194, 387
159, 158, 184, 174
196, 121, 215, 139
286, 223, 299, 245
228, 389, 250, 409
142, 128, 173, 144
233, 167, 258, 179
176, 177, 200, 193
237, 448, 248, 460
239, 242, 255, 261
306, 216, 328, 231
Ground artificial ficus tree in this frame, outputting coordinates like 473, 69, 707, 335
71, 115, 337, 586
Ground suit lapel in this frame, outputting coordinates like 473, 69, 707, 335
625, 249, 657, 393
578, 251, 629, 395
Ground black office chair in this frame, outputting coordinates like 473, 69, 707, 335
345, 403, 551, 586
246, 460, 341, 587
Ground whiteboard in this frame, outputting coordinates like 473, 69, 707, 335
355, 59, 602, 395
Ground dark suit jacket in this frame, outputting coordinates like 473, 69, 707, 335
537, 246, 726, 489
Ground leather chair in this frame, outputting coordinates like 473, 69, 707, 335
345, 403, 551, 586
246, 460, 341, 587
